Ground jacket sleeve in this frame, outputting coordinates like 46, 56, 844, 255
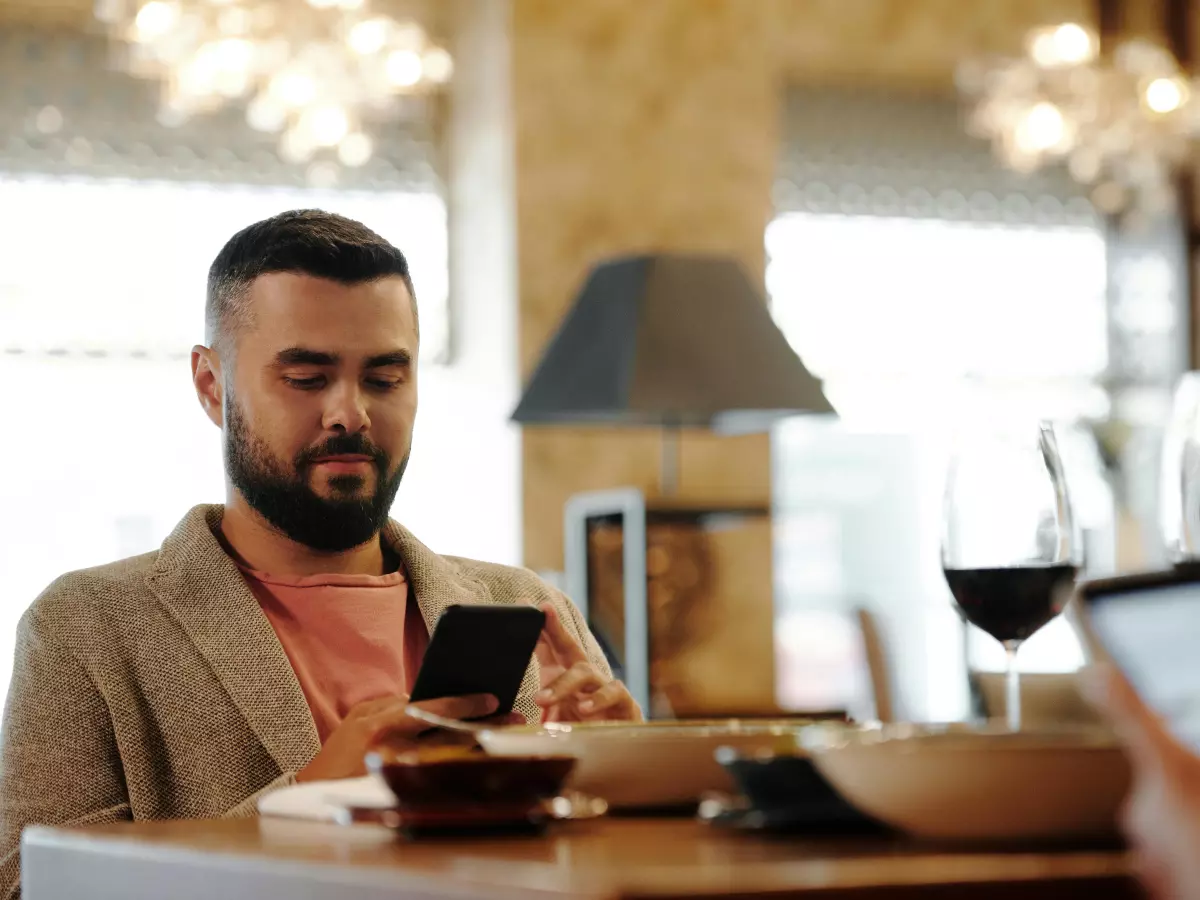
0, 609, 131, 900
220, 772, 296, 819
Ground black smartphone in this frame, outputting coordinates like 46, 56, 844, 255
408, 604, 546, 717
1076, 565, 1200, 751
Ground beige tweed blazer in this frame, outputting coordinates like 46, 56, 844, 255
0, 504, 611, 898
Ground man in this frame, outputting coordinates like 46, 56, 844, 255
0, 210, 639, 896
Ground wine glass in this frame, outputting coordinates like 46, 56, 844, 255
1160, 372, 1200, 563
942, 421, 1082, 731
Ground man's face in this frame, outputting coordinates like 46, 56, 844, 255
221, 272, 418, 552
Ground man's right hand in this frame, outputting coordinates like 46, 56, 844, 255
295, 693, 506, 783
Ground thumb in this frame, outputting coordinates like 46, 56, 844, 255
534, 631, 556, 669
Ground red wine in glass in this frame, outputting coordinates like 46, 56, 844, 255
943, 564, 1078, 643
941, 421, 1080, 731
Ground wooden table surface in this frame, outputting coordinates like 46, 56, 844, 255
22, 816, 1143, 900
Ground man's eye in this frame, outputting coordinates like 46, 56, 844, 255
367, 379, 401, 390
283, 376, 324, 389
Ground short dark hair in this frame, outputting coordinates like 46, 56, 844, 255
205, 209, 417, 354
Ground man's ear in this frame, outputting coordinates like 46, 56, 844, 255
191, 345, 224, 429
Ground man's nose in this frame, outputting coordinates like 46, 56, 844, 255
321, 381, 371, 433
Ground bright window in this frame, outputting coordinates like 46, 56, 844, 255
766, 212, 1109, 427
0, 175, 451, 709
767, 212, 1110, 718
0, 176, 449, 362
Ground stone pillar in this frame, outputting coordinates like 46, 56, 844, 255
511, 0, 779, 571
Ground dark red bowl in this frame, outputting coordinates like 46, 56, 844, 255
365, 748, 576, 812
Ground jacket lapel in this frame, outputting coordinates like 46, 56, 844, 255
382, 520, 487, 633
145, 505, 321, 776
144, 505, 540, 772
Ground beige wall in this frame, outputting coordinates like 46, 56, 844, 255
513, 0, 779, 570
774, 0, 1092, 86
512, 0, 1096, 571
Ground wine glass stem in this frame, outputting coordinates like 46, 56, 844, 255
1004, 640, 1021, 732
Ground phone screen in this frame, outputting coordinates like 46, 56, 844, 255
408, 605, 546, 717
1088, 580, 1200, 751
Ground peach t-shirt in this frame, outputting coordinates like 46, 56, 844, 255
238, 563, 430, 742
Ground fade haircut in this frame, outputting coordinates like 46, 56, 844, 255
205, 209, 418, 356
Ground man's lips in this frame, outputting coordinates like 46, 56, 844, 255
310, 455, 377, 475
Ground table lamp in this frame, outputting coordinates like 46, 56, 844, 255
511, 253, 833, 493
513, 254, 834, 717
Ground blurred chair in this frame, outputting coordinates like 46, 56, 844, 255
854, 607, 896, 723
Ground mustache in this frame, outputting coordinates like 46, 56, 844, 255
296, 434, 389, 470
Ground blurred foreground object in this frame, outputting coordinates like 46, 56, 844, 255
1159, 372, 1200, 562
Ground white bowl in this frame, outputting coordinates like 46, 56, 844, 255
479, 719, 814, 809
807, 723, 1131, 842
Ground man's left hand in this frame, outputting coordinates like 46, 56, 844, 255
534, 604, 642, 722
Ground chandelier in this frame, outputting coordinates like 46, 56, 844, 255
92, 0, 453, 171
957, 22, 1197, 219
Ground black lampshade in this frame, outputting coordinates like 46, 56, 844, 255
511, 254, 833, 431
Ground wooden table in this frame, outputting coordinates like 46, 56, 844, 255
21, 817, 1142, 900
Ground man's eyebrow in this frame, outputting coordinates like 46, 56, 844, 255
273, 347, 338, 366
364, 350, 412, 369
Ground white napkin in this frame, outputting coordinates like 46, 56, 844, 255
257, 774, 396, 822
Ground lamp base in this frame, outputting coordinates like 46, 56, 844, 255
660, 423, 681, 497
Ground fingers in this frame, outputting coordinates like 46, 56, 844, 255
409, 712, 526, 750
362, 693, 499, 743
529, 598, 556, 669
534, 631, 557, 670
536, 661, 606, 708
576, 681, 638, 718
537, 604, 590, 667
346, 694, 410, 720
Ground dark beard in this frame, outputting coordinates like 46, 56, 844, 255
224, 391, 409, 552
